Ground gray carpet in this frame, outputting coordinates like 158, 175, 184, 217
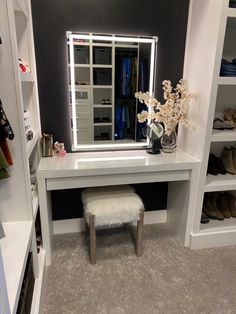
41, 224, 236, 314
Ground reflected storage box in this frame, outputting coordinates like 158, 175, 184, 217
93, 68, 112, 85
93, 47, 111, 65
74, 46, 89, 64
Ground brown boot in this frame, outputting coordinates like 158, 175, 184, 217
208, 192, 224, 220
217, 193, 231, 218
221, 147, 236, 175
231, 147, 236, 170
226, 193, 236, 218
203, 193, 224, 220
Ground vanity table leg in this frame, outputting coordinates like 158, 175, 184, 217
38, 178, 53, 266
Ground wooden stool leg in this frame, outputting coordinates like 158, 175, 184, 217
85, 220, 89, 237
89, 214, 96, 264
136, 209, 144, 257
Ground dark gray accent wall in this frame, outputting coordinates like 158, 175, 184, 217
31, 0, 189, 220
31, 0, 189, 150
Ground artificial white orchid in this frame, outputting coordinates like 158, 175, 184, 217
135, 79, 196, 136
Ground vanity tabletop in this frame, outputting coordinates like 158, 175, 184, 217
37, 150, 199, 179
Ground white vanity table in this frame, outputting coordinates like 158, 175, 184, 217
37, 150, 199, 265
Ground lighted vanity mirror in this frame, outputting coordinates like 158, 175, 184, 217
67, 32, 158, 151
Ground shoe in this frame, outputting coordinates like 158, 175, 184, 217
207, 153, 226, 175
231, 147, 236, 170
100, 132, 110, 140
207, 154, 218, 175
213, 118, 234, 130
221, 147, 236, 174
201, 212, 210, 224
225, 193, 236, 218
203, 193, 223, 220
208, 192, 225, 220
217, 193, 231, 218
101, 117, 111, 123
224, 108, 234, 122
94, 117, 101, 123
105, 99, 111, 104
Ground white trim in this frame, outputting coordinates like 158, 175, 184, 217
69, 35, 78, 147
190, 229, 236, 250
53, 210, 167, 235
30, 249, 46, 314
68, 33, 156, 44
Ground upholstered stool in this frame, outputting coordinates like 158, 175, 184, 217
81, 185, 145, 264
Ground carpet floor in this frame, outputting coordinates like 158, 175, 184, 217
41, 224, 236, 314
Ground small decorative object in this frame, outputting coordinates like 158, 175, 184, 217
53, 141, 67, 157
18, 58, 31, 73
143, 121, 163, 154
135, 79, 196, 153
26, 129, 33, 141
41, 133, 53, 157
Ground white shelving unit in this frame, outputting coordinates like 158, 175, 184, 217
1, 222, 33, 314
0, 0, 44, 312
178, 0, 236, 249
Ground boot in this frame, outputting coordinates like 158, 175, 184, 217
217, 193, 231, 218
231, 147, 236, 170
208, 192, 224, 220
203, 193, 223, 220
207, 154, 218, 175
221, 147, 236, 174
226, 193, 236, 218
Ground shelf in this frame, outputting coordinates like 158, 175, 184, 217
93, 85, 112, 88
20, 72, 34, 82
94, 123, 112, 126
69, 64, 90, 67
93, 64, 112, 68
211, 129, 236, 142
218, 76, 236, 85
115, 44, 138, 49
205, 174, 236, 192
13, 0, 28, 17
200, 217, 236, 232
228, 7, 236, 18
27, 129, 40, 158
93, 43, 112, 47
0, 221, 33, 314
93, 140, 112, 143
93, 105, 112, 108
73, 42, 90, 46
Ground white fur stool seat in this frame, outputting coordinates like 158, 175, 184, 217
82, 185, 145, 264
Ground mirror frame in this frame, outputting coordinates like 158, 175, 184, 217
67, 32, 158, 151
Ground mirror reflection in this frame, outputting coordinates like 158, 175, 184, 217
67, 32, 157, 150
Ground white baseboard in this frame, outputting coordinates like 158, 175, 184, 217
190, 229, 236, 249
53, 210, 167, 235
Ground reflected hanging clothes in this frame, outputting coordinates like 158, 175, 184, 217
115, 103, 131, 140
0, 98, 14, 178
0, 146, 9, 180
0, 99, 14, 141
